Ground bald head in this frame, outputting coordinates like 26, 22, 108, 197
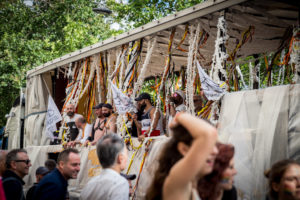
66, 104, 75, 117
75, 115, 86, 129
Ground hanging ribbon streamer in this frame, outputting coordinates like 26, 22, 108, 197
149, 28, 176, 136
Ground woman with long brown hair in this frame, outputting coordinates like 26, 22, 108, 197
198, 143, 237, 200
145, 113, 218, 200
265, 159, 300, 200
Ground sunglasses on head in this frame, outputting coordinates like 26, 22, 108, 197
15, 159, 31, 165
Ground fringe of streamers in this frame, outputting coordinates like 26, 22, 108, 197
186, 23, 200, 115
291, 28, 300, 83
79, 55, 99, 99
210, 16, 229, 84
236, 65, 248, 89
132, 37, 157, 99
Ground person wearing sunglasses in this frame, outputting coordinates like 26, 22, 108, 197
3, 149, 31, 200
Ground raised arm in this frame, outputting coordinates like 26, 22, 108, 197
163, 113, 218, 197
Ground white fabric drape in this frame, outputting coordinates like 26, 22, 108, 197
218, 84, 300, 200
24, 73, 52, 147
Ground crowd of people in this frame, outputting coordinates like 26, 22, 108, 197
0, 91, 299, 200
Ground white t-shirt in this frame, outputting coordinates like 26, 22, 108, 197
175, 104, 186, 112
64, 113, 81, 123
76, 123, 92, 143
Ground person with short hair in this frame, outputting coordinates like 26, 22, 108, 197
3, 149, 31, 200
169, 90, 186, 117
102, 103, 117, 134
64, 104, 81, 141
85, 103, 106, 146
44, 159, 56, 172
80, 134, 129, 200
265, 159, 300, 200
68, 116, 92, 147
34, 148, 81, 200
26, 166, 49, 200
134, 93, 164, 140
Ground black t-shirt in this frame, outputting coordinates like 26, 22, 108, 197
222, 186, 237, 200
131, 110, 143, 137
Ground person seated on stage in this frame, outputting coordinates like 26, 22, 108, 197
145, 113, 218, 200
67, 116, 92, 147
84, 103, 106, 146
198, 143, 237, 200
102, 103, 117, 134
169, 90, 186, 117
265, 159, 300, 200
134, 93, 164, 141
64, 104, 81, 141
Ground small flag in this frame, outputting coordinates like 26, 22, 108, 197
196, 60, 226, 101
45, 95, 62, 139
110, 81, 136, 114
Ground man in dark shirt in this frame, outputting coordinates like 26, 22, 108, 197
26, 166, 49, 200
3, 149, 32, 200
34, 148, 81, 200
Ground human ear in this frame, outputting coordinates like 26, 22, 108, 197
10, 161, 17, 170
177, 142, 190, 156
272, 182, 280, 192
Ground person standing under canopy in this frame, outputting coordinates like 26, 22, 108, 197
64, 104, 81, 141
134, 93, 164, 141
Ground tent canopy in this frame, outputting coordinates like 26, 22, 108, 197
26, 0, 299, 78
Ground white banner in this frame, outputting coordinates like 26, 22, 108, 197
110, 81, 136, 114
45, 95, 62, 139
196, 60, 226, 101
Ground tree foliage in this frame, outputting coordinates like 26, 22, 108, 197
107, 0, 203, 29
0, 0, 121, 127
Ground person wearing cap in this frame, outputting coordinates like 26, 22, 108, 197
26, 166, 49, 200
134, 93, 164, 140
63, 104, 81, 141
84, 103, 107, 146
102, 103, 117, 134
169, 90, 186, 117
120, 173, 136, 197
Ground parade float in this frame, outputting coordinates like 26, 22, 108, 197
4, 0, 299, 199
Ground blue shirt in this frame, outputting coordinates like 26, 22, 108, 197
34, 168, 68, 200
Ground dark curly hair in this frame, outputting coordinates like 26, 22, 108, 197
145, 124, 193, 200
197, 143, 235, 200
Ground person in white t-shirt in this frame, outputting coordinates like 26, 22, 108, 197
169, 90, 186, 117
168, 90, 187, 136
67, 116, 92, 147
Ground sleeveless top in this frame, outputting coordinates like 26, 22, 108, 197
141, 107, 164, 136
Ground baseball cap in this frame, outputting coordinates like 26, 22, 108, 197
92, 103, 104, 109
175, 90, 185, 100
135, 93, 151, 101
36, 166, 50, 175
120, 173, 136, 180
103, 103, 113, 109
